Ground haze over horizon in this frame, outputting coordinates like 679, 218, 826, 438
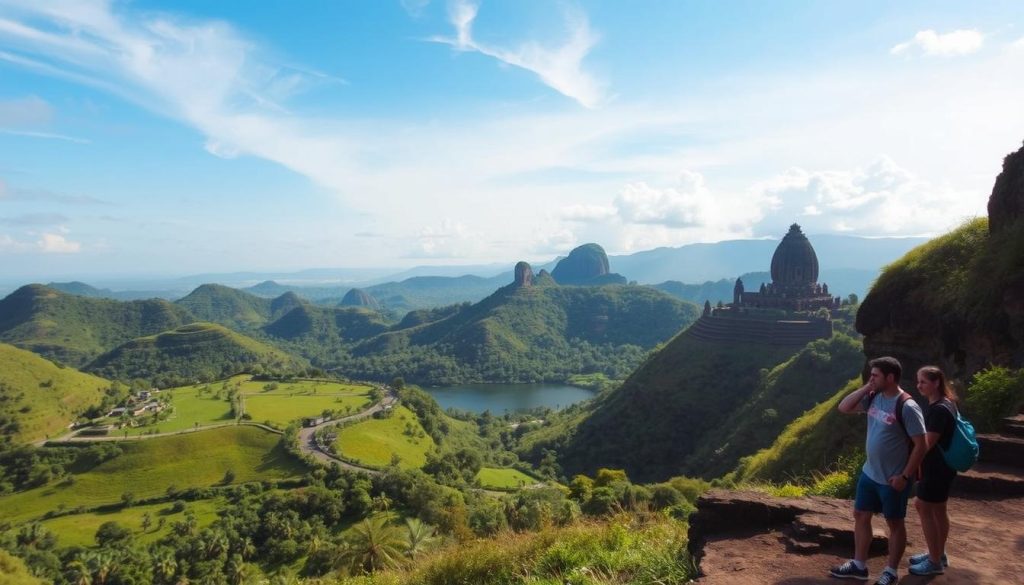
1, 0, 1022, 279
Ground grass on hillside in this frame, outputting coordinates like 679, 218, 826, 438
475, 467, 537, 490
335, 406, 435, 469
733, 377, 865, 484
39, 498, 222, 548
0, 426, 305, 525
0, 343, 109, 444
336, 515, 694, 585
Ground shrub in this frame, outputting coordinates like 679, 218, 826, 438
965, 366, 1024, 432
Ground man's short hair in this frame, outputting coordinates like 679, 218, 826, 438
869, 356, 902, 382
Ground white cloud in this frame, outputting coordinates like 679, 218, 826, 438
409, 218, 483, 258
432, 0, 605, 108
752, 157, 980, 236
401, 0, 431, 18
530, 226, 577, 255
891, 29, 984, 57
38, 232, 80, 253
560, 204, 615, 222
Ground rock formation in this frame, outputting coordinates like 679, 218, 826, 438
988, 141, 1024, 234
340, 288, 381, 310
513, 261, 534, 287
551, 243, 627, 285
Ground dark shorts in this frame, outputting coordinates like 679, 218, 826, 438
854, 471, 912, 519
916, 472, 956, 503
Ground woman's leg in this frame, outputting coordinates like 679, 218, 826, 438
915, 497, 940, 561
933, 500, 949, 562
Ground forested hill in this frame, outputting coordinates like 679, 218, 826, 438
0, 284, 192, 367
520, 331, 863, 483
338, 280, 701, 384
86, 323, 308, 386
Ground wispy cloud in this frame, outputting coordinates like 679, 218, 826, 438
0, 128, 89, 143
431, 0, 605, 108
0, 180, 110, 205
0, 95, 51, 125
891, 29, 984, 57
37, 232, 80, 253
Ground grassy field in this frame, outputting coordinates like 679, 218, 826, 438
334, 406, 434, 469
0, 343, 109, 444
115, 377, 373, 434
475, 467, 538, 490
236, 378, 372, 396
0, 426, 305, 525
40, 498, 222, 548
244, 394, 370, 427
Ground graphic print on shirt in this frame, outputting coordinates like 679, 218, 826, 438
867, 403, 897, 426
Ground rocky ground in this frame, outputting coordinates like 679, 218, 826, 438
689, 412, 1024, 584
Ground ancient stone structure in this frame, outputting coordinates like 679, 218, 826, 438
688, 224, 837, 346
734, 224, 841, 312
514, 261, 534, 287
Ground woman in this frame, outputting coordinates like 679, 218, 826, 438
909, 365, 958, 576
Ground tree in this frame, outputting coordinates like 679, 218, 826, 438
141, 512, 152, 532
404, 518, 437, 559
95, 521, 132, 547
334, 515, 407, 574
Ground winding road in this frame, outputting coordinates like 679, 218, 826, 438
297, 387, 398, 474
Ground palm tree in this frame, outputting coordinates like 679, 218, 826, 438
152, 550, 178, 584
404, 518, 438, 560
65, 558, 92, 585
335, 515, 407, 574
226, 554, 249, 585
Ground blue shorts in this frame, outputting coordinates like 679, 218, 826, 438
854, 471, 912, 520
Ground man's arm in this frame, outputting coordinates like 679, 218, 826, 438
837, 381, 873, 414
890, 434, 927, 490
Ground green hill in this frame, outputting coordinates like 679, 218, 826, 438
174, 284, 274, 330
520, 329, 861, 483
263, 304, 389, 342
0, 344, 110, 445
341, 278, 700, 384
0, 284, 192, 366
85, 322, 308, 386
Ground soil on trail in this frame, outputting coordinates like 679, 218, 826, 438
692, 494, 1024, 585
691, 411, 1024, 584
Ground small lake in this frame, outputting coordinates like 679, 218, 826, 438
424, 383, 596, 414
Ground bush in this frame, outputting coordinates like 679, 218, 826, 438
808, 471, 855, 498
965, 366, 1024, 432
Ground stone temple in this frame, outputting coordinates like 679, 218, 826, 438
687, 224, 841, 346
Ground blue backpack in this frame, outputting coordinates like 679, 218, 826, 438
939, 402, 979, 472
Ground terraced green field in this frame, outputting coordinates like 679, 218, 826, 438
475, 467, 538, 490
334, 406, 434, 469
0, 426, 305, 524
40, 498, 222, 548
116, 377, 374, 434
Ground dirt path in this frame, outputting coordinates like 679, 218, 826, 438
693, 495, 1024, 585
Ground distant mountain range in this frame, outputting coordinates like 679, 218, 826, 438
21, 234, 925, 312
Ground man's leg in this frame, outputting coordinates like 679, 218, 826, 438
854, 509, 873, 563
885, 518, 907, 570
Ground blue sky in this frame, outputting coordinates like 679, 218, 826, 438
0, 0, 1022, 280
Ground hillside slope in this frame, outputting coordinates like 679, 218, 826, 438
341, 279, 700, 384
0, 285, 192, 366
0, 344, 109, 445
86, 322, 308, 385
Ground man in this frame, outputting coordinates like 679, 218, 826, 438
829, 356, 927, 585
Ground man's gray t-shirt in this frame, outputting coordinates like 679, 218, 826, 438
859, 391, 926, 484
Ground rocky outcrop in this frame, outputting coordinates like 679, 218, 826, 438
513, 261, 534, 287
688, 490, 887, 570
551, 243, 627, 285
988, 141, 1024, 234
340, 288, 381, 310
